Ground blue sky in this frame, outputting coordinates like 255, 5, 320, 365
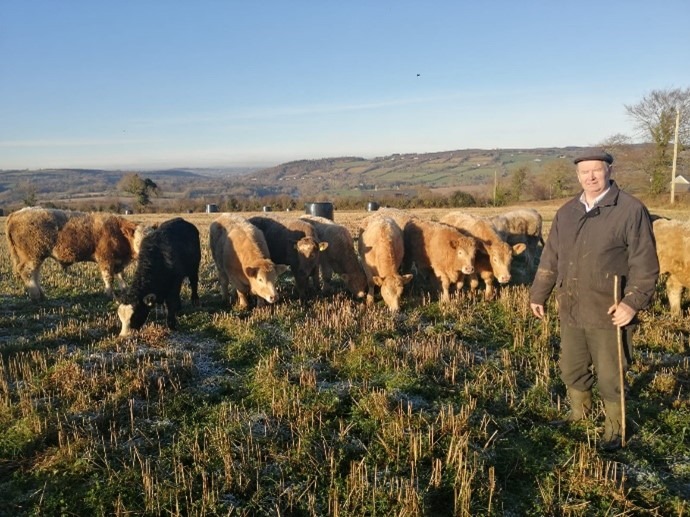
1, 1, 689, 170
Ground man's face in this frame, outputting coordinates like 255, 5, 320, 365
577, 160, 611, 199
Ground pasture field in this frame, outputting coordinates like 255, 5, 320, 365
0, 206, 689, 516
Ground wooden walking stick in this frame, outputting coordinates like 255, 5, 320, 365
614, 275, 626, 447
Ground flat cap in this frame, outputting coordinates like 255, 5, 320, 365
573, 149, 614, 165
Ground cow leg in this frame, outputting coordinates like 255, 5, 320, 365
667, 276, 683, 316
216, 267, 230, 301
468, 274, 480, 293
188, 271, 200, 306
236, 290, 250, 309
439, 275, 451, 304
295, 272, 309, 300
100, 267, 116, 298
320, 263, 334, 294
480, 272, 495, 300
115, 272, 127, 292
20, 261, 45, 301
165, 291, 182, 330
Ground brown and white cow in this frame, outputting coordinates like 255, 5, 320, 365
403, 219, 477, 303
248, 216, 328, 300
358, 215, 413, 312
441, 211, 526, 299
6, 207, 151, 301
300, 215, 368, 299
209, 214, 288, 308
490, 208, 544, 269
653, 218, 690, 316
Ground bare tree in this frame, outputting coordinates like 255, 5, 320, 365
625, 88, 690, 193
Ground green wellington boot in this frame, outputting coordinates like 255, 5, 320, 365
551, 388, 592, 426
601, 399, 624, 451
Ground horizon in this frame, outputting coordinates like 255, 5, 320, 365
0, 143, 616, 173
2, 1, 689, 170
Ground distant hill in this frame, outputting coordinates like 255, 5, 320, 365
0, 145, 664, 210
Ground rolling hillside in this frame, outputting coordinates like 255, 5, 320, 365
0, 145, 658, 209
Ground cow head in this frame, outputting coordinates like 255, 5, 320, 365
245, 261, 288, 304
450, 235, 477, 275
373, 273, 413, 312
117, 293, 156, 336
294, 237, 328, 268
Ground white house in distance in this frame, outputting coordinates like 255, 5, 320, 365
671, 174, 690, 192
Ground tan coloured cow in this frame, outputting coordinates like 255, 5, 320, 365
490, 208, 544, 269
374, 207, 418, 232
403, 219, 477, 303
653, 218, 690, 316
209, 214, 288, 308
358, 215, 413, 312
300, 215, 367, 299
441, 211, 526, 299
6, 207, 151, 300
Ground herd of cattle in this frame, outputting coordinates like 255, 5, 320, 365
4, 206, 690, 336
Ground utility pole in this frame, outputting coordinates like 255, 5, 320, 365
493, 170, 497, 205
671, 105, 680, 204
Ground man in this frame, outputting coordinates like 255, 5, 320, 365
530, 150, 659, 451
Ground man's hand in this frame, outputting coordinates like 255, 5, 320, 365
530, 303, 545, 320
608, 301, 636, 327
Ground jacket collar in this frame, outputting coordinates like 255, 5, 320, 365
574, 180, 620, 213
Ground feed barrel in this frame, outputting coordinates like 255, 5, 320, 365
366, 201, 380, 212
304, 202, 334, 220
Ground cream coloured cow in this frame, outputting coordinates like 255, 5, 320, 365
6, 207, 151, 300
209, 214, 288, 308
300, 215, 368, 299
403, 219, 476, 303
490, 208, 544, 269
441, 211, 526, 299
358, 214, 413, 312
653, 218, 690, 316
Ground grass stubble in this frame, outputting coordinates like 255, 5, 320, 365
0, 209, 688, 516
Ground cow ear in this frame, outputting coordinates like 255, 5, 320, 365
402, 274, 414, 285
275, 264, 289, 276
144, 293, 156, 306
512, 243, 527, 256
245, 266, 259, 278
319, 242, 329, 251
372, 276, 384, 287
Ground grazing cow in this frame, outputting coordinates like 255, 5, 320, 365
6, 207, 151, 300
248, 216, 328, 299
300, 215, 368, 299
653, 218, 690, 316
403, 219, 477, 303
209, 214, 288, 308
117, 218, 201, 336
358, 215, 413, 312
374, 207, 419, 232
441, 211, 526, 299
490, 208, 544, 269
